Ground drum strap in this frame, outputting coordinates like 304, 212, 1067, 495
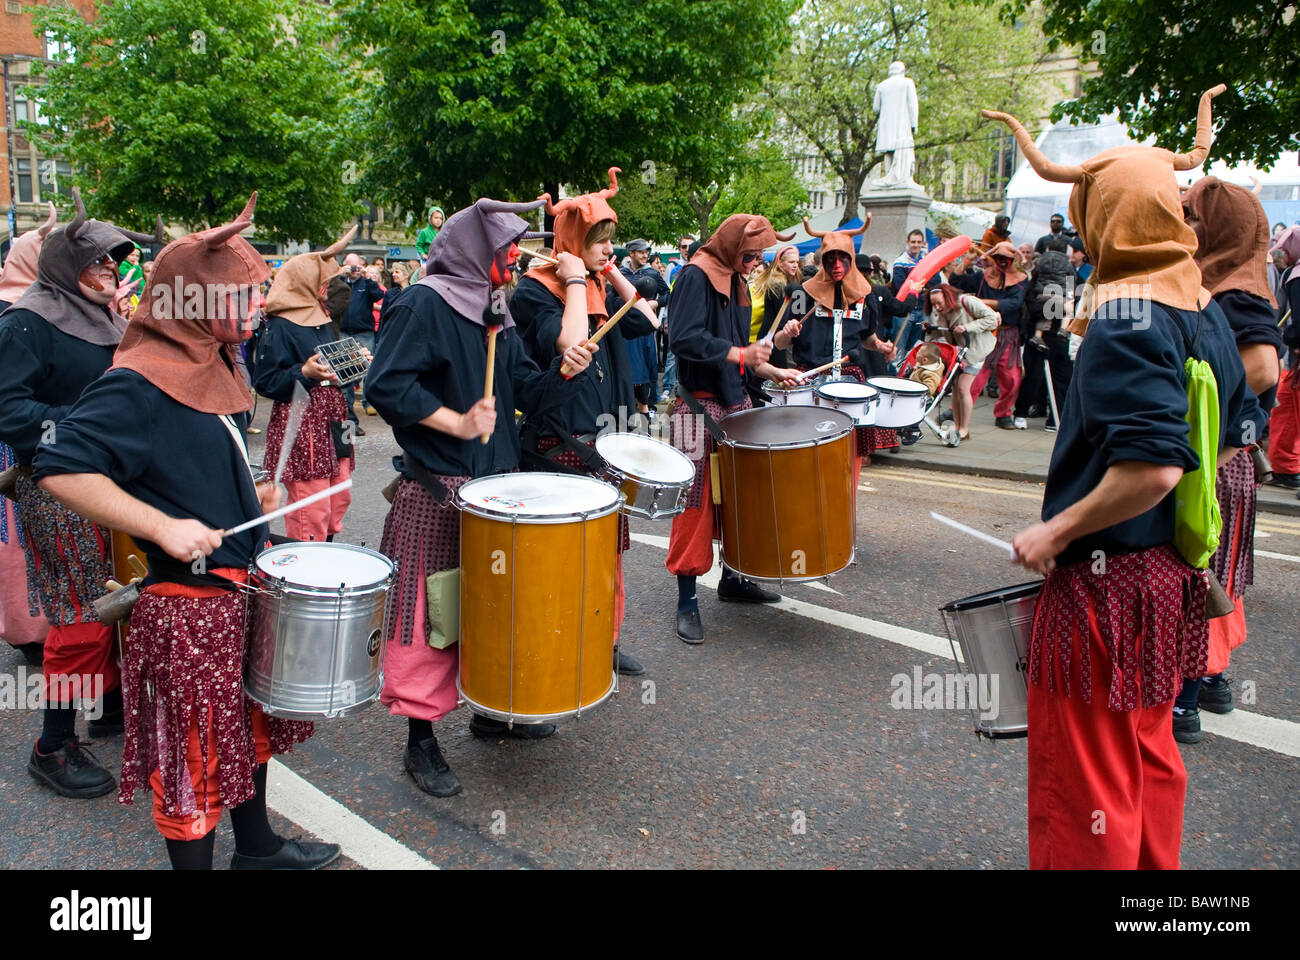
401, 454, 449, 502
518, 416, 607, 475
676, 388, 725, 443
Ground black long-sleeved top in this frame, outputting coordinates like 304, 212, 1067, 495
0, 308, 116, 464
511, 276, 652, 437
666, 263, 749, 406
31, 369, 266, 581
1043, 298, 1265, 566
252, 316, 337, 401
366, 284, 575, 478
950, 270, 1029, 334
791, 295, 872, 370
341, 275, 382, 334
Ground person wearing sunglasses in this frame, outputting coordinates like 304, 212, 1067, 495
665, 214, 801, 645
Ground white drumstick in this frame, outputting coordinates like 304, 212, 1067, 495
222, 479, 353, 537
930, 511, 1014, 558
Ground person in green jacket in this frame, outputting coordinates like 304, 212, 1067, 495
118, 245, 144, 287
414, 207, 444, 260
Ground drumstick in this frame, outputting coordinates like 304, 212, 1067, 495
482, 322, 500, 445
760, 298, 792, 347
930, 511, 1014, 558
523, 250, 559, 267
559, 295, 641, 377
221, 479, 353, 537
795, 356, 850, 382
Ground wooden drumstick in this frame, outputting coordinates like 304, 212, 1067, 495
760, 297, 792, 347
796, 355, 850, 382
482, 321, 500, 445
559, 295, 641, 377
523, 250, 559, 267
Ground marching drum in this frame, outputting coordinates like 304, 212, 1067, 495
595, 432, 694, 520
457, 473, 620, 723
814, 379, 878, 425
761, 379, 818, 407
866, 376, 929, 427
938, 582, 1042, 738
245, 541, 394, 720
717, 406, 856, 583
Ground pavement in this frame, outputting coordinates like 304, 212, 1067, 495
874, 394, 1300, 518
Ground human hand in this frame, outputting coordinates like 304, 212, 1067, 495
562, 340, 596, 376
157, 518, 223, 564
556, 252, 586, 284
256, 483, 284, 514
457, 397, 497, 440
301, 353, 334, 382
744, 341, 772, 368
1011, 522, 1065, 576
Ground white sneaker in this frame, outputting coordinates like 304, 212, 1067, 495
1013, 417, 1027, 430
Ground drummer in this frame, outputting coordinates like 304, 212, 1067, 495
778, 214, 900, 484
253, 225, 361, 543
511, 167, 657, 677
33, 194, 339, 870
666, 213, 803, 645
366, 197, 594, 798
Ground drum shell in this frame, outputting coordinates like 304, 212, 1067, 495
604, 467, 689, 520
939, 583, 1040, 738
717, 409, 856, 581
245, 569, 390, 721
459, 502, 617, 722
867, 378, 929, 427
762, 381, 817, 406
814, 381, 878, 426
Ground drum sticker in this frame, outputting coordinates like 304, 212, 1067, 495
367, 629, 381, 659
815, 420, 837, 432
483, 495, 524, 509
269, 553, 299, 567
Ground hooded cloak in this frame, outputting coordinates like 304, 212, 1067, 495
980, 240, 1028, 290
1271, 225, 1300, 286
264, 226, 357, 327
802, 214, 871, 310
0, 203, 57, 306
530, 168, 620, 320
692, 214, 786, 306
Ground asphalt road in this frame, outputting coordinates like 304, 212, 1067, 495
1, 404, 1296, 870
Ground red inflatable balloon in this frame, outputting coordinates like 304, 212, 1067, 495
897, 235, 972, 300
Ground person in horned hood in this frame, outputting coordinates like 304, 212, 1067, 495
511, 167, 659, 679
0, 203, 58, 667
778, 210, 902, 484
665, 213, 803, 645
0, 189, 161, 800
995, 87, 1265, 868
1171, 176, 1281, 743
35, 193, 337, 870
366, 197, 594, 798
254, 225, 362, 544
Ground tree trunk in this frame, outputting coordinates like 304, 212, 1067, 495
841, 163, 867, 225
688, 184, 721, 240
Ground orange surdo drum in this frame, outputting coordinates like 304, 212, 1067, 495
717, 407, 857, 582
456, 473, 621, 723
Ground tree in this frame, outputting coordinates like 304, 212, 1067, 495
765, 0, 1050, 225
999, 1, 1299, 167
31, 0, 363, 243
342, 0, 798, 220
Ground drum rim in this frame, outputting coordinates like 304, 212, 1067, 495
457, 674, 616, 724
251, 541, 396, 595
720, 407, 855, 449
867, 376, 929, 397
595, 431, 695, 483
815, 380, 879, 402
940, 580, 1043, 611
761, 379, 815, 394
457, 471, 623, 523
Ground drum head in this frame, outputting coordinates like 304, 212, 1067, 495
721, 406, 854, 447
940, 581, 1043, 612
255, 542, 394, 589
458, 472, 620, 521
816, 379, 877, 401
867, 376, 928, 397
595, 433, 694, 484
762, 380, 813, 394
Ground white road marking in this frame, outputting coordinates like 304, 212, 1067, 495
268, 759, 438, 870
631, 532, 1300, 758
803, 580, 842, 595
1256, 549, 1300, 564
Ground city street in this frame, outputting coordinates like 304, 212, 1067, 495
1, 406, 1296, 870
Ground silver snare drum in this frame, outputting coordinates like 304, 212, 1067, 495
867, 376, 929, 427
595, 432, 695, 520
245, 541, 395, 720
762, 379, 817, 407
814, 378, 878, 425
938, 581, 1041, 738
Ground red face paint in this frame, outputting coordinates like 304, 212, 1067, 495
826, 253, 849, 282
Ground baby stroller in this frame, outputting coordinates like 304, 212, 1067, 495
894, 340, 968, 447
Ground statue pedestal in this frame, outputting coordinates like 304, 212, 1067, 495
858, 187, 932, 260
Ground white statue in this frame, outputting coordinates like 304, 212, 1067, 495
872, 61, 919, 189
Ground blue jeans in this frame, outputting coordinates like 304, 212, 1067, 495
661, 348, 678, 398
343, 330, 375, 418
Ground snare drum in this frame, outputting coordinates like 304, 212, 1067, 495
457, 473, 620, 723
245, 542, 395, 720
717, 406, 856, 582
761, 379, 817, 407
595, 432, 694, 520
815, 379, 878, 425
938, 582, 1042, 738
867, 376, 929, 427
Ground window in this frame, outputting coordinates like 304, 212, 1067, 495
44, 31, 75, 63
13, 93, 27, 124
39, 160, 73, 202
15, 159, 33, 203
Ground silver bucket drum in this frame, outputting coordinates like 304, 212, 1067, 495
762, 379, 817, 407
815, 378, 878, 425
595, 432, 695, 520
866, 376, 929, 427
244, 541, 395, 720
938, 581, 1042, 739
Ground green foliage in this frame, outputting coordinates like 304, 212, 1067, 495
767, 0, 1049, 222
712, 142, 808, 232
998, 1, 1298, 166
31, 0, 363, 243
342, 0, 798, 213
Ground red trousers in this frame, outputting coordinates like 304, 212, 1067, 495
43, 621, 119, 704
969, 327, 1022, 418
667, 463, 716, 578
1268, 369, 1300, 475
1028, 598, 1185, 869
284, 458, 352, 542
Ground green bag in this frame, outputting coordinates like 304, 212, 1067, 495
1171, 311, 1221, 570
425, 568, 460, 649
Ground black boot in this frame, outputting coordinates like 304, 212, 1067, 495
676, 608, 704, 644
229, 762, 340, 869
404, 733, 463, 796
165, 832, 216, 870
717, 570, 780, 603
469, 714, 556, 740
614, 648, 645, 676
28, 736, 115, 798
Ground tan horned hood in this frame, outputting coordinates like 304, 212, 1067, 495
265, 225, 357, 326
